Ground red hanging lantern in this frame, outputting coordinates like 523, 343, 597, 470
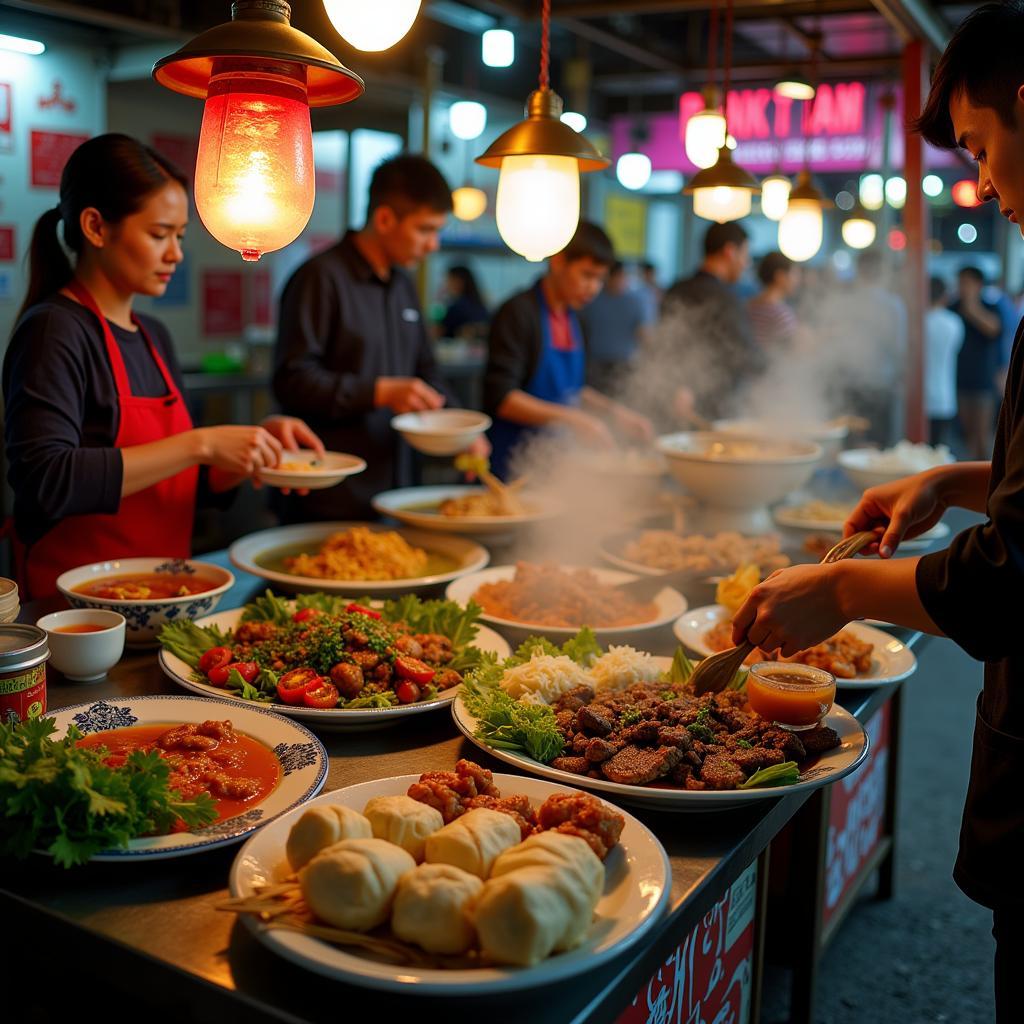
153, 1, 363, 261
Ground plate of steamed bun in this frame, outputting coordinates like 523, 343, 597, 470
226, 759, 671, 993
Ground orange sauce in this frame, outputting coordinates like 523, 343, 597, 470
53, 624, 109, 634
747, 669, 836, 727
73, 572, 221, 600
76, 723, 280, 824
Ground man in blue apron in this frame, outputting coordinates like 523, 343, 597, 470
484, 222, 654, 479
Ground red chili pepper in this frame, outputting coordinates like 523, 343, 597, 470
345, 602, 382, 620
302, 679, 340, 709
198, 646, 232, 675
393, 655, 435, 685
277, 667, 320, 705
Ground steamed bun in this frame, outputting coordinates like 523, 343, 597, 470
363, 795, 443, 862
474, 865, 582, 966
491, 831, 604, 903
300, 837, 415, 931
391, 863, 483, 954
424, 808, 521, 879
286, 804, 373, 871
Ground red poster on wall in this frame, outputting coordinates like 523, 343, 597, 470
822, 701, 891, 931
617, 862, 757, 1024
249, 268, 273, 327
0, 226, 14, 262
0, 83, 12, 153
150, 133, 198, 186
202, 270, 244, 335
31, 130, 89, 188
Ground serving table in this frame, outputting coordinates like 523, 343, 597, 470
3, 541, 937, 1024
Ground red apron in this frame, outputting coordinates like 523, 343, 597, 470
21, 280, 198, 600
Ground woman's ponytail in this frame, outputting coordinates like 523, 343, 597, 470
15, 206, 73, 323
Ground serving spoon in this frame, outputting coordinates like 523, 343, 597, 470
687, 530, 878, 696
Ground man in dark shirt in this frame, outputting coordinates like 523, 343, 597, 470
273, 154, 480, 521
727, 7, 1024, 1019
484, 222, 654, 479
951, 265, 1004, 459
661, 221, 764, 420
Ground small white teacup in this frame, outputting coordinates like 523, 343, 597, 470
37, 609, 127, 682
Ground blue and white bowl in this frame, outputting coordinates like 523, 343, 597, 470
56, 557, 234, 647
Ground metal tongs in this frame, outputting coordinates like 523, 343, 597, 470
688, 530, 878, 696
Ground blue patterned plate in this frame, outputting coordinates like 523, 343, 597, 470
47, 694, 328, 860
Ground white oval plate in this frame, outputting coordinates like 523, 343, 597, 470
158, 608, 511, 731
445, 565, 688, 641
672, 605, 917, 687
257, 451, 367, 491
774, 506, 952, 549
229, 522, 490, 596
48, 694, 327, 860
372, 485, 563, 537
451, 670, 868, 812
229, 773, 670, 994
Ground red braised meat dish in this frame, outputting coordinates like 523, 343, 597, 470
408, 758, 625, 860
76, 720, 280, 826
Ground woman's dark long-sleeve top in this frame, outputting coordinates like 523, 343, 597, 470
916, 317, 1024, 909
272, 231, 455, 522
3, 294, 225, 549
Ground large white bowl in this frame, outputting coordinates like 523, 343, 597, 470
655, 432, 823, 532
56, 557, 234, 647
391, 409, 492, 456
714, 418, 848, 463
838, 447, 955, 492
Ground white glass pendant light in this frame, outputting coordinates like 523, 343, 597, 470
778, 170, 828, 262
760, 173, 791, 221
685, 99, 727, 169
452, 186, 488, 221
449, 100, 487, 141
616, 152, 652, 190
322, 0, 421, 51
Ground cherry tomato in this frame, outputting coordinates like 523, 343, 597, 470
394, 655, 435, 685
207, 664, 232, 687
345, 602, 382, 620
277, 667, 320, 705
292, 607, 322, 623
302, 679, 340, 709
231, 661, 260, 683
395, 680, 421, 704
198, 646, 232, 675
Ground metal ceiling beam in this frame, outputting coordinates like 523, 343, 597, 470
593, 54, 903, 93
0, 0, 185, 38
868, 0, 950, 50
539, 0, 876, 18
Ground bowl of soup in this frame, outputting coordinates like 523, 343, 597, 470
36, 609, 126, 682
56, 557, 234, 647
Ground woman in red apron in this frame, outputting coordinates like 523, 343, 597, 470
4, 134, 321, 599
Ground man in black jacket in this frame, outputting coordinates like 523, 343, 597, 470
484, 222, 654, 478
272, 154, 483, 521
729, 7, 1024, 1019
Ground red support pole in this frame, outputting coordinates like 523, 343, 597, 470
902, 39, 928, 443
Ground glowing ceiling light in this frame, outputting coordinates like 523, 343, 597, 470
475, 3, 607, 262
684, 104, 727, 170
482, 28, 514, 67
452, 186, 487, 221
616, 152, 652, 191
923, 174, 944, 197
153, 0, 363, 261
860, 173, 884, 212
778, 170, 828, 262
685, 146, 759, 223
0, 33, 45, 55
323, 0, 420, 51
958, 223, 978, 244
449, 100, 487, 140
775, 72, 816, 101
841, 212, 877, 250
760, 174, 791, 221
952, 179, 981, 208
885, 175, 907, 209
560, 111, 587, 133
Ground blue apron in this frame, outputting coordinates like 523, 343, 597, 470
489, 282, 586, 479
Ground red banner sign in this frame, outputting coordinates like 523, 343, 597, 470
30, 130, 88, 188
822, 701, 890, 930
0, 83, 12, 153
0, 226, 14, 262
202, 270, 244, 335
617, 862, 757, 1024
